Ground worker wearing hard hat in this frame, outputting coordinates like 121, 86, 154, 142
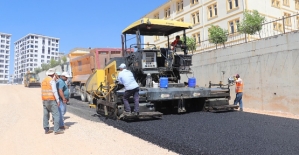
117, 63, 140, 116
56, 72, 72, 130
234, 74, 244, 111
41, 68, 64, 135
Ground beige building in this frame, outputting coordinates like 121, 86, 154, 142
143, 0, 299, 52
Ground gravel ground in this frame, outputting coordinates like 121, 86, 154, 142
68, 95, 299, 155
0, 85, 177, 155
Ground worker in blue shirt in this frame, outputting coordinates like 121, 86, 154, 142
117, 63, 139, 115
56, 72, 72, 129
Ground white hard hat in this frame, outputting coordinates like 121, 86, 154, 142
119, 63, 126, 69
61, 72, 72, 77
46, 68, 56, 75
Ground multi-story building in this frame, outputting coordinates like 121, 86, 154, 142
14, 34, 60, 81
144, 0, 299, 52
0, 32, 11, 84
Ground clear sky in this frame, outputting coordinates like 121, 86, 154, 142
0, 0, 167, 76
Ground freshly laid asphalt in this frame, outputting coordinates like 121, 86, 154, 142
67, 97, 299, 155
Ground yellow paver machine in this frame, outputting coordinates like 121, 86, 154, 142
85, 18, 238, 120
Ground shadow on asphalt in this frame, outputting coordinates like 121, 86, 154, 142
64, 122, 77, 127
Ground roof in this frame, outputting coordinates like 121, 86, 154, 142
122, 18, 192, 36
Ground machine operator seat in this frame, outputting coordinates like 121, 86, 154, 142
174, 43, 187, 55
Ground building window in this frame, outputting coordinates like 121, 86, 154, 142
176, 0, 183, 12
177, 18, 184, 22
227, 0, 239, 11
111, 51, 121, 54
272, 0, 280, 8
191, 11, 200, 24
154, 35, 160, 41
197, 33, 201, 44
228, 19, 240, 33
284, 12, 291, 26
296, 0, 299, 10
296, 16, 299, 29
273, 22, 283, 32
207, 3, 218, 19
283, 0, 289, 6
164, 6, 171, 18
154, 12, 159, 19
191, 0, 199, 5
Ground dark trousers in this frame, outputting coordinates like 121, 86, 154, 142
123, 87, 139, 112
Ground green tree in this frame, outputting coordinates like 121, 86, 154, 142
34, 67, 42, 74
238, 10, 265, 38
181, 36, 196, 54
50, 58, 60, 68
41, 63, 51, 71
209, 25, 228, 49
61, 56, 67, 64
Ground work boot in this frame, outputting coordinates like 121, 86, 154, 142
240, 108, 243, 112
54, 130, 64, 135
44, 128, 53, 134
123, 111, 131, 116
132, 112, 139, 116
59, 125, 69, 130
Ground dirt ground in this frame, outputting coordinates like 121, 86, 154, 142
0, 85, 176, 155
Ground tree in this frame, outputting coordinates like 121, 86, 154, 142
34, 67, 42, 74
50, 58, 60, 68
181, 36, 196, 53
238, 10, 265, 38
61, 56, 67, 64
41, 63, 51, 71
208, 25, 228, 49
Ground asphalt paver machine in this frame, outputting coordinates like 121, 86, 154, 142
89, 18, 238, 120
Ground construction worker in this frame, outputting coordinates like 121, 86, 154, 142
56, 72, 72, 130
234, 74, 244, 111
41, 68, 64, 135
117, 63, 140, 116
171, 35, 182, 49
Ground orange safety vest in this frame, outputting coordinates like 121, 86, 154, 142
41, 76, 55, 100
235, 80, 244, 93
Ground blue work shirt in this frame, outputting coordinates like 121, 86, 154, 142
56, 78, 69, 99
117, 69, 139, 90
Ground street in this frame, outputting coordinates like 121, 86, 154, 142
1, 85, 299, 155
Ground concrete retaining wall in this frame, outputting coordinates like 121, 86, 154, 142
181, 31, 299, 115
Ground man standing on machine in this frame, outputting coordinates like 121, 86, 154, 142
117, 63, 140, 116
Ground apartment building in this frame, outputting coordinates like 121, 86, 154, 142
144, 0, 299, 52
14, 34, 60, 80
0, 32, 11, 83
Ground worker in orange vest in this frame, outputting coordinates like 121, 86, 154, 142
234, 74, 244, 111
41, 68, 64, 135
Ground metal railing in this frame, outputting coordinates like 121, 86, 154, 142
194, 13, 299, 53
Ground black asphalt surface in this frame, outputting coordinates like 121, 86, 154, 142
67, 97, 299, 155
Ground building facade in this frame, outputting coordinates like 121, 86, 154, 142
14, 34, 60, 81
0, 32, 11, 83
144, 0, 299, 52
